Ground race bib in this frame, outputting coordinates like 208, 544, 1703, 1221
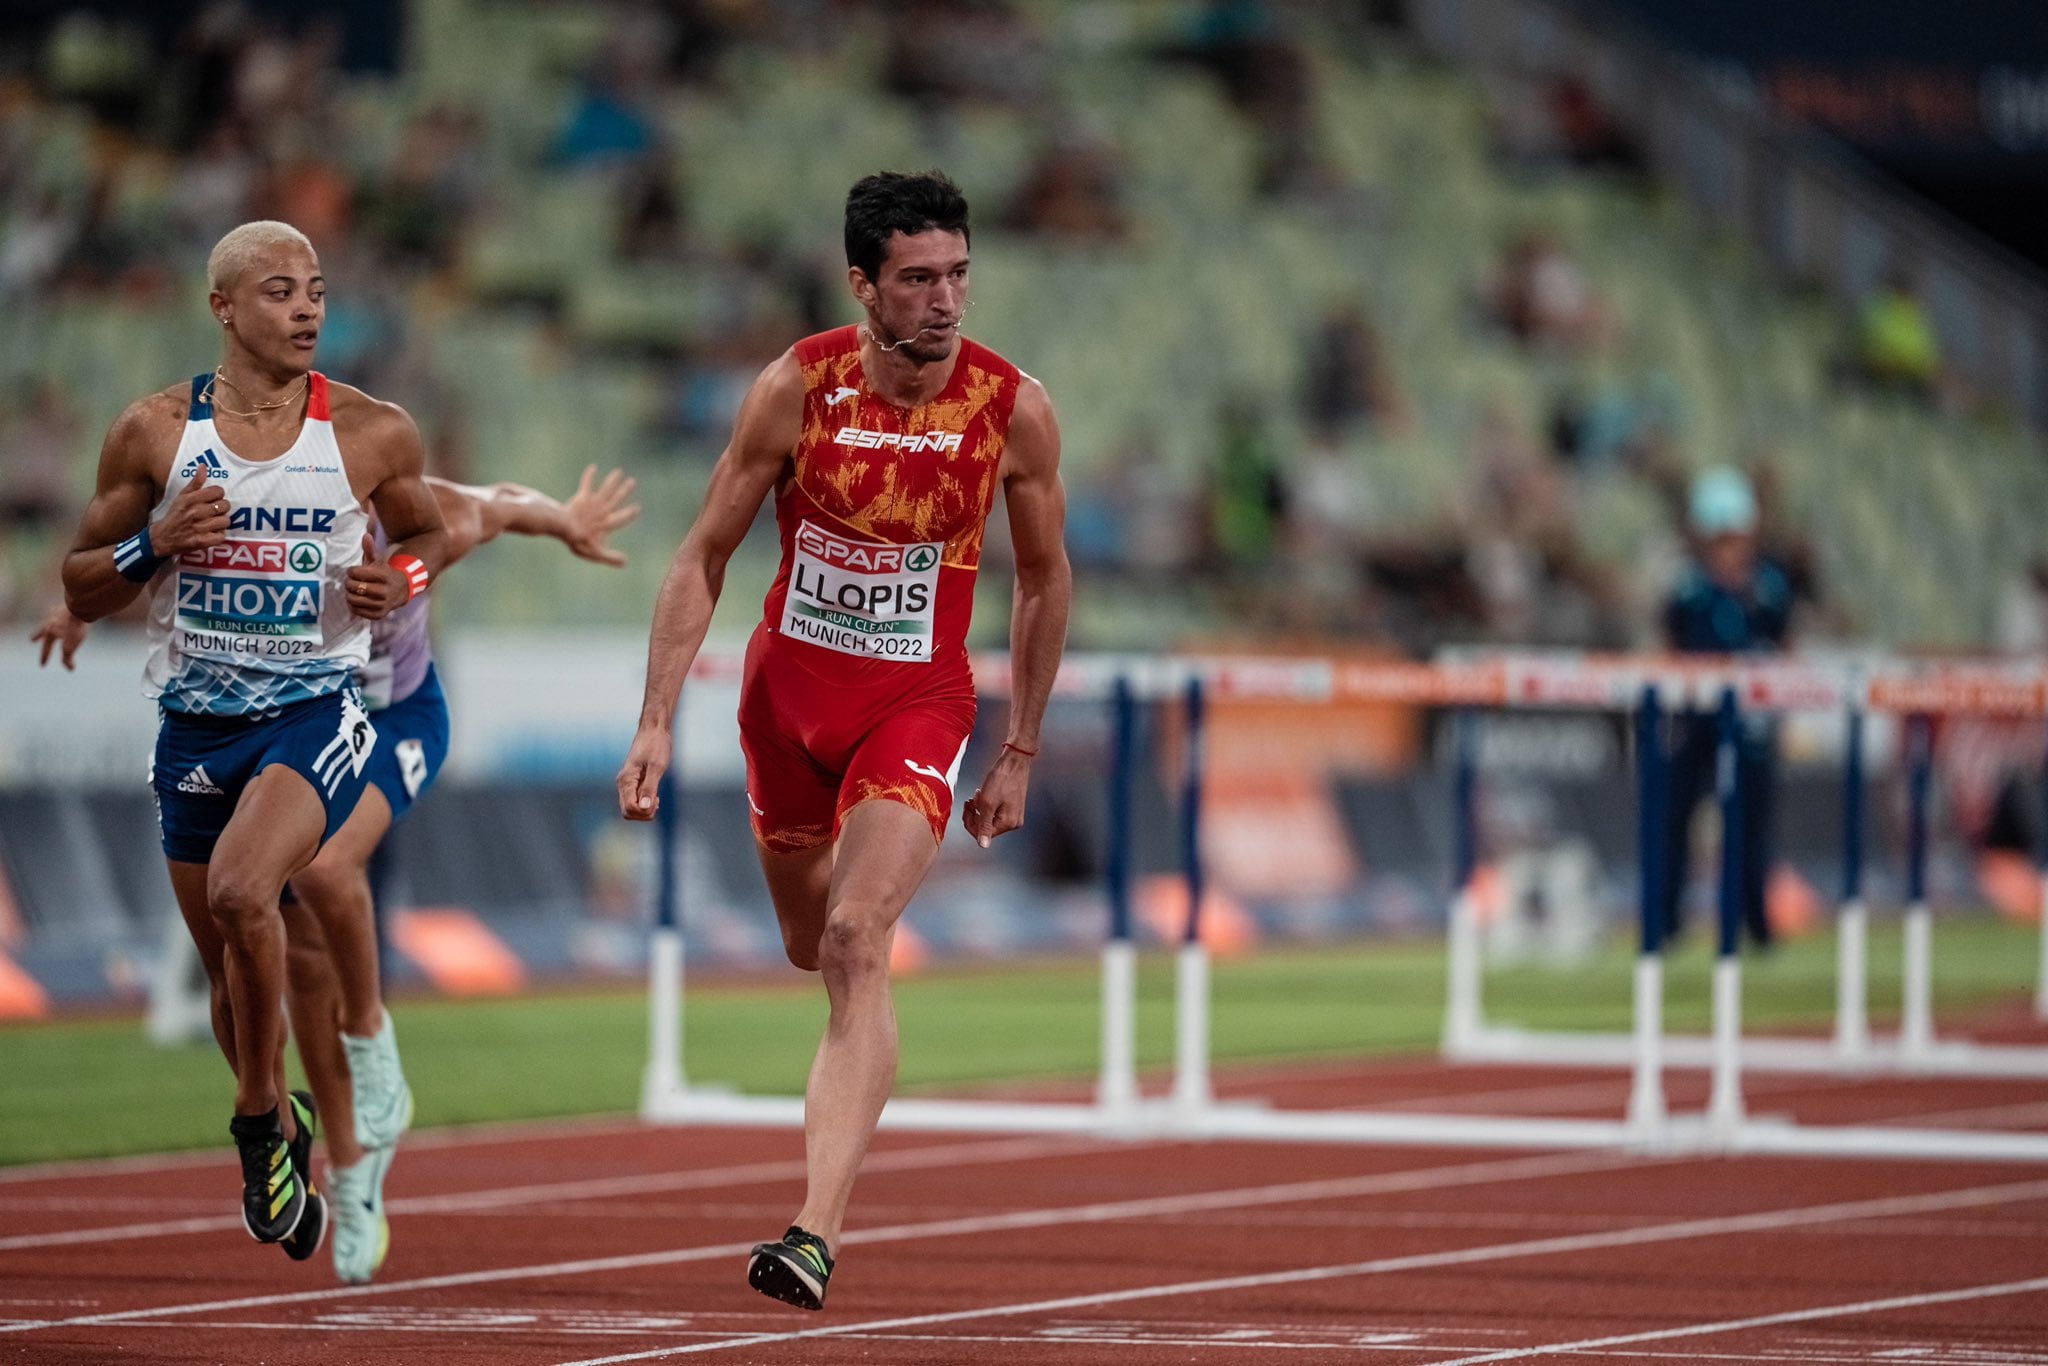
397, 738, 429, 797
779, 519, 940, 663
339, 689, 376, 779
173, 539, 327, 666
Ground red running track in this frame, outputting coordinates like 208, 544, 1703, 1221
5, 1057, 2048, 1365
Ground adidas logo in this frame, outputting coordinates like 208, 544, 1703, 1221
177, 765, 225, 796
179, 448, 228, 480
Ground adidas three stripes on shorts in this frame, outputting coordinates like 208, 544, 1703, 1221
152, 686, 378, 863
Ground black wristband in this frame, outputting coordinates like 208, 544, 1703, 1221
114, 527, 165, 583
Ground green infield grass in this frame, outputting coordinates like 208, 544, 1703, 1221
1, 916, 2038, 1165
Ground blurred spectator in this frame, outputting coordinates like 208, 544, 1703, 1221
362, 103, 486, 274
54, 167, 158, 298
1302, 301, 1409, 440
171, 122, 261, 254
1546, 369, 1680, 474
1659, 466, 1794, 949
0, 378, 81, 532
1154, 0, 1370, 212
1963, 554, 2048, 861
553, 36, 663, 170
1359, 533, 1485, 653
1157, 0, 1305, 122
1743, 449, 1836, 632
1001, 133, 1130, 245
0, 189, 76, 302
1455, 404, 1579, 641
1487, 67, 1642, 176
1202, 398, 1289, 574
1545, 76, 1642, 173
1480, 229, 1613, 353
883, 0, 1045, 112
165, 0, 250, 148
1997, 554, 2048, 657
308, 238, 403, 387
1285, 439, 1378, 560
617, 153, 689, 263
1852, 264, 1942, 401
651, 235, 824, 441
259, 126, 353, 246
1057, 427, 1199, 585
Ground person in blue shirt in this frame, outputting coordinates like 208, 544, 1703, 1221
1660, 465, 1793, 948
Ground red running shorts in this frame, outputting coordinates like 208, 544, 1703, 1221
736, 624, 977, 853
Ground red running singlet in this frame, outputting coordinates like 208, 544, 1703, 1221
739, 325, 1023, 851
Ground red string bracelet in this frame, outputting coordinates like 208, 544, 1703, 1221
1001, 741, 1038, 759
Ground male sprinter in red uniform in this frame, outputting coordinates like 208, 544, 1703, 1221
618, 170, 1071, 1311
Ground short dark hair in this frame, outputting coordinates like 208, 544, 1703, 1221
844, 171, 970, 283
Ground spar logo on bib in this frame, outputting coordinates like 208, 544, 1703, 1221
181, 539, 306, 574
781, 520, 941, 662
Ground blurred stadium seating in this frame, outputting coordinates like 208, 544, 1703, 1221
3, 0, 2045, 1009
2, 0, 2042, 648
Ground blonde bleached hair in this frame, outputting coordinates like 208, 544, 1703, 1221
206, 221, 316, 294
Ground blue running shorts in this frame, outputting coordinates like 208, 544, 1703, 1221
363, 663, 451, 824
153, 686, 379, 863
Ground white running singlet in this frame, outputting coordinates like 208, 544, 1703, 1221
142, 372, 370, 717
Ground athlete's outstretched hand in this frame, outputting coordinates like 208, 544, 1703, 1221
617, 725, 672, 821
153, 468, 231, 557
30, 601, 89, 670
562, 465, 640, 567
346, 533, 410, 620
961, 746, 1034, 849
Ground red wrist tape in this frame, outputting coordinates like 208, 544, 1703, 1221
389, 552, 430, 603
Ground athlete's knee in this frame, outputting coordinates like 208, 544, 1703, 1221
289, 857, 365, 921
207, 869, 283, 943
817, 905, 891, 981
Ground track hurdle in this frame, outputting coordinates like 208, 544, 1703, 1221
1445, 658, 2048, 1082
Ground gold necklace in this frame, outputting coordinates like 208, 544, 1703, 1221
206, 368, 307, 420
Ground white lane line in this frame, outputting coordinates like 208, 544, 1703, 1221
1422, 1274, 2048, 1365
0, 1133, 1106, 1252
0, 1216, 246, 1251
0, 1150, 1635, 1334
775, 1331, 1904, 1361
0, 1113, 654, 1185
542, 1176, 2048, 1364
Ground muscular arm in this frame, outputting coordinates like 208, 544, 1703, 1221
427, 465, 640, 568
618, 351, 802, 818
61, 391, 222, 622
961, 377, 1072, 846
343, 396, 451, 618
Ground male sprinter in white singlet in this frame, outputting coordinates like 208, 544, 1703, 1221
36, 464, 637, 1284
62, 221, 448, 1261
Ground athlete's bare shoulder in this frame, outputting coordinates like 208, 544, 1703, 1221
325, 379, 425, 478
754, 346, 805, 409
324, 379, 421, 444
111, 383, 189, 448
95, 383, 188, 480
728, 347, 805, 460
1005, 372, 1061, 474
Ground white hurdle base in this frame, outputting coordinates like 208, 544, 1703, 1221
1450, 1024, 2048, 1078
637, 1084, 2048, 1162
